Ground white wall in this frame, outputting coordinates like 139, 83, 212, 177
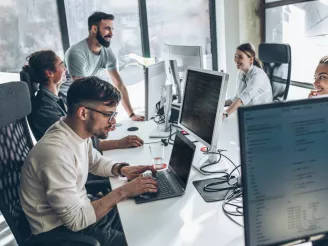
0, 72, 20, 84
217, 0, 261, 98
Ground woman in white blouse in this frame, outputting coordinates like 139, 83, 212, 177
224, 43, 273, 118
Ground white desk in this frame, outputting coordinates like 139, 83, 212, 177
103, 114, 244, 246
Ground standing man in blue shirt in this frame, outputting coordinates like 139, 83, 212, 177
61, 11, 144, 121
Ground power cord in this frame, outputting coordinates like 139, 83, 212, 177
152, 114, 165, 124
221, 164, 243, 227
222, 186, 243, 227
199, 149, 231, 175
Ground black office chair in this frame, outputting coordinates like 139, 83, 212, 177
259, 43, 292, 101
0, 81, 99, 246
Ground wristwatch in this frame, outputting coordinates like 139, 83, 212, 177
117, 163, 130, 177
129, 112, 135, 118
223, 111, 229, 118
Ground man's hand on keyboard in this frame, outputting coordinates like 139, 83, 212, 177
118, 176, 159, 198
121, 164, 167, 181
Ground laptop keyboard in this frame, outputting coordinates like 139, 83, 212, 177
144, 171, 177, 198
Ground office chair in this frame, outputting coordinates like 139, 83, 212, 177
0, 81, 100, 246
259, 43, 292, 101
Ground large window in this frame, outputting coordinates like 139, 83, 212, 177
265, 0, 328, 85
146, 0, 212, 69
0, 0, 63, 72
64, 0, 144, 86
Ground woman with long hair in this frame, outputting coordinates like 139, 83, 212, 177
224, 43, 273, 118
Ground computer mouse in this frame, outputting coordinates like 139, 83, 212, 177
127, 127, 139, 131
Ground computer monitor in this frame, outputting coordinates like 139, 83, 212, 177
144, 61, 167, 121
162, 44, 203, 103
238, 97, 328, 246
178, 67, 229, 174
163, 44, 203, 74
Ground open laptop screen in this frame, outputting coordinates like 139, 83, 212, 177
238, 97, 328, 246
169, 131, 196, 189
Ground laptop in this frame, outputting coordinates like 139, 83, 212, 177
135, 131, 196, 204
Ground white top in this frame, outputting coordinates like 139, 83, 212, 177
231, 65, 273, 105
20, 118, 117, 235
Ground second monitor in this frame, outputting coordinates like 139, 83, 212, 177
178, 67, 229, 175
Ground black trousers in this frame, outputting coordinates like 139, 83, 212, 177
34, 207, 127, 246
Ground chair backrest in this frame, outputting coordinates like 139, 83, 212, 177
20, 67, 39, 102
259, 43, 292, 101
0, 82, 34, 245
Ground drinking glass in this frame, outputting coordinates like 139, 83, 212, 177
149, 142, 165, 166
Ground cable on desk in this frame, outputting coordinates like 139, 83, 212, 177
152, 114, 165, 124
199, 149, 234, 176
222, 187, 243, 227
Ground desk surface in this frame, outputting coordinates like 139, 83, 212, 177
103, 114, 244, 246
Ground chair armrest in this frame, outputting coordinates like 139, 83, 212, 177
26, 232, 100, 246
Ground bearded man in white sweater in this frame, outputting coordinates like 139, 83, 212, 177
20, 76, 162, 245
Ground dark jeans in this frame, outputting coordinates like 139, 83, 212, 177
34, 207, 127, 246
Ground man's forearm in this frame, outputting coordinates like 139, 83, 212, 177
119, 84, 134, 116
98, 140, 120, 151
91, 188, 126, 220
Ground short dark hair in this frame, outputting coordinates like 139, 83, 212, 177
24, 50, 57, 85
67, 76, 121, 115
88, 12, 115, 30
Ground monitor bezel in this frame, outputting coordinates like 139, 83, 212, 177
144, 61, 166, 121
238, 96, 328, 246
178, 67, 229, 149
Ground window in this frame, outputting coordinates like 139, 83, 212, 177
0, 0, 63, 72
64, 0, 144, 86
146, 0, 212, 69
265, 1, 328, 85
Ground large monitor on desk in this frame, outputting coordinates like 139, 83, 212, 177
238, 97, 328, 246
178, 67, 229, 174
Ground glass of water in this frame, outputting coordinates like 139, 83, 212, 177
149, 142, 165, 166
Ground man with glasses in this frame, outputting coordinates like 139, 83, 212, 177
20, 76, 164, 245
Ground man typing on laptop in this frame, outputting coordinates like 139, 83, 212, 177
20, 76, 165, 246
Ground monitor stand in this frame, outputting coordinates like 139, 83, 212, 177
192, 148, 228, 176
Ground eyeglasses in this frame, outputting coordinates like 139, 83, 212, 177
84, 106, 118, 122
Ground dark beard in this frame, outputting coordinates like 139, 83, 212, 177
96, 29, 110, 48
86, 113, 109, 139
94, 130, 108, 140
